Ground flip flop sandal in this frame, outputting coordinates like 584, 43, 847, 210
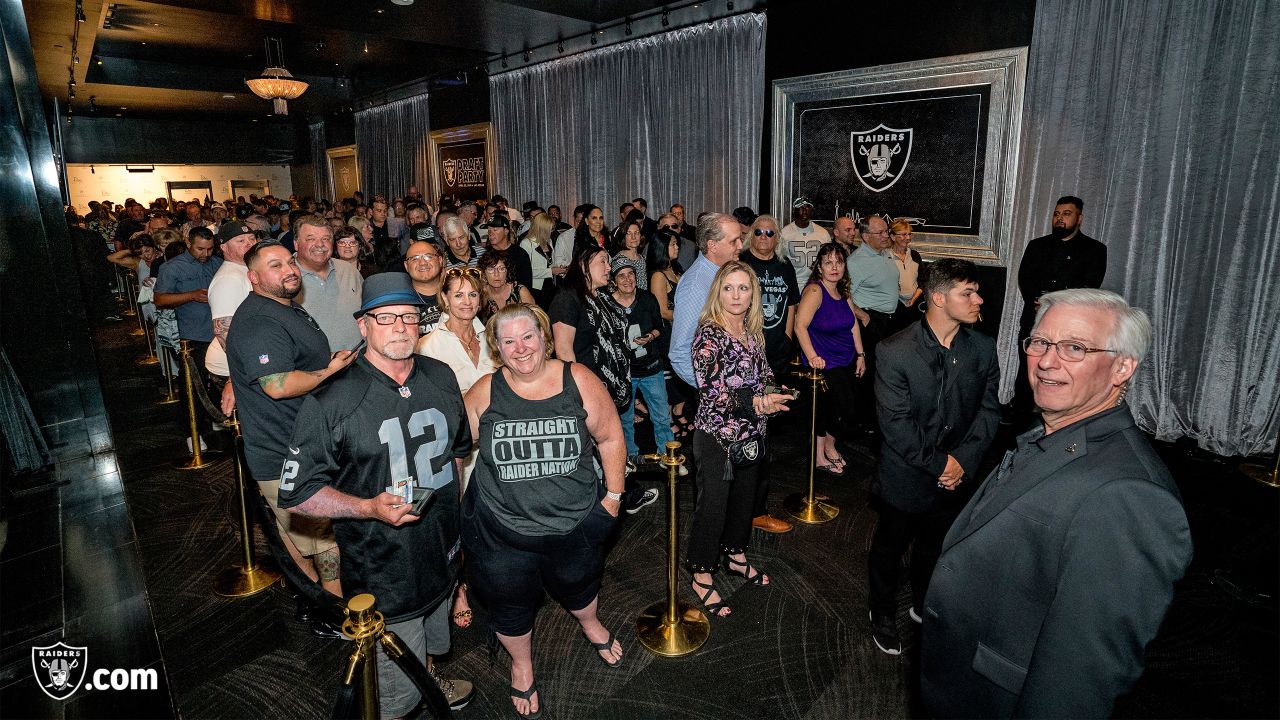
584, 630, 623, 668
510, 681, 542, 719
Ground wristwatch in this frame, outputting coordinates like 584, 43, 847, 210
605, 490, 623, 501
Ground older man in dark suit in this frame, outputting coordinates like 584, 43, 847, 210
921, 288, 1193, 718
867, 259, 1001, 655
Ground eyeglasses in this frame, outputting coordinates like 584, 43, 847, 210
1022, 336, 1119, 362
864, 230, 888, 237
336, 239, 359, 247
890, 232, 911, 238
364, 311, 424, 326
660, 224, 677, 230
753, 229, 776, 237
406, 252, 441, 263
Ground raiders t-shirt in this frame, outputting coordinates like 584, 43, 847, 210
277, 355, 471, 621
415, 291, 442, 335
740, 250, 801, 369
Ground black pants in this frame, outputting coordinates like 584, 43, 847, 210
814, 363, 859, 440
867, 500, 961, 617
752, 359, 795, 517
686, 429, 760, 572
854, 309, 895, 432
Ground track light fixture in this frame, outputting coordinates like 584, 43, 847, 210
523, 49, 531, 63
558, 41, 564, 53
590, 33, 598, 45
501, 57, 508, 68
662, 10, 670, 26
625, 18, 632, 35
727, 1, 734, 9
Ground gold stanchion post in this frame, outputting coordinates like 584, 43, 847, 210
156, 346, 181, 405
783, 368, 840, 524
1239, 426, 1280, 488
636, 440, 710, 656
341, 594, 384, 720
126, 274, 144, 333
213, 411, 282, 597
173, 340, 215, 470
136, 304, 159, 364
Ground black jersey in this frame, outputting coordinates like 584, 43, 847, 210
277, 354, 471, 621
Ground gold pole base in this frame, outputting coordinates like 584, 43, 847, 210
635, 601, 710, 657
173, 451, 222, 470
783, 492, 840, 524
136, 354, 160, 366
156, 395, 182, 406
129, 327, 146, 336
1240, 463, 1280, 489
122, 308, 138, 317
213, 559, 282, 597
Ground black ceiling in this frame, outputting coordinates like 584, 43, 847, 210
25, 0, 743, 122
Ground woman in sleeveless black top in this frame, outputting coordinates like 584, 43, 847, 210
461, 303, 628, 719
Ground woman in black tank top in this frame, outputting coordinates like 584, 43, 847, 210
461, 303, 628, 719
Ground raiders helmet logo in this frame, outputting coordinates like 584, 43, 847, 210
443, 159, 456, 187
850, 124, 914, 192
32, 642, 88, 700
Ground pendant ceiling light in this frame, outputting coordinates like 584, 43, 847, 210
245, 38, 308, 115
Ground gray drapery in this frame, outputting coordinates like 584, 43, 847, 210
308, 121, 331, 201
489, 13, 766, 219
997, 0, 1280, 456
353, 95, 430, 200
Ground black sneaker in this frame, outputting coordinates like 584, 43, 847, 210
428, 665, 475, 710
869, 610, 901, 655
623, 488, 659, 515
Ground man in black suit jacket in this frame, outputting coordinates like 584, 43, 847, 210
867, 259, 1001, 655
921, 289, 1192, 718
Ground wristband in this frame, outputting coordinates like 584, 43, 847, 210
605, 490, 623, 501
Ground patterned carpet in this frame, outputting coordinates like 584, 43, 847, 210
91, 321, 1277, 719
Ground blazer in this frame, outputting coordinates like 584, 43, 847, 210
920, 406, 1193, 718
873, 318, 1001, 513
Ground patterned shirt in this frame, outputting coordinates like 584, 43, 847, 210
692, 322, 773, 447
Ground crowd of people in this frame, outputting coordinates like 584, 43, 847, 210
70, 188, 1191, 719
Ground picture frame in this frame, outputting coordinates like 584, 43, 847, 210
165, 180, 213, 207
326, 144, 360, 200
427, 123, 495, 204
771, 47, 1028, 265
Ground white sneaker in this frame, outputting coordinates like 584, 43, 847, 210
186, 436, 208, 454
677, 462, 689, 477
909, 607, 923, 624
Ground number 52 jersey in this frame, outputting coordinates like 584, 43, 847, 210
277, 354, 472, 622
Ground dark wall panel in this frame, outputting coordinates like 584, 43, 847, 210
63, 116, 306, 165
429, 73, 491, 131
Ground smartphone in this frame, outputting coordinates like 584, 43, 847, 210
763, 384, 799, 399
409, 488, 436, 516
349, 338, 366, 355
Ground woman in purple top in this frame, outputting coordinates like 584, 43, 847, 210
795, 243, 865, 475
687, 261, 794, 618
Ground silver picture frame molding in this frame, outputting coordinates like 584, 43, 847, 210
771, 47, 1028, 266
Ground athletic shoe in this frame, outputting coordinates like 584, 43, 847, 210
625, 456, 638, 475
429, 666, 475, 710
908, 607, 923, 624
869, 610, 901, 655
623, 488, 659, 515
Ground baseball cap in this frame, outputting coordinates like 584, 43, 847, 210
218, 222, 254, 243
484, 214, 510, 230
792, 196, 815, 209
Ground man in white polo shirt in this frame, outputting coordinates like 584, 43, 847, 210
780, 196, 831, 287
207, 222, 259, 415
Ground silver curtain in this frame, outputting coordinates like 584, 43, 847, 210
353, 94, 430, 200
997, 0, 1280, 456
308, 120, 331, 201
489, 13, 766, 218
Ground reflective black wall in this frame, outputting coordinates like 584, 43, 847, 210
1, 1, 111, 464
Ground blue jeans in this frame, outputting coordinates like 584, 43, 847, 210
619, 371, 675, 457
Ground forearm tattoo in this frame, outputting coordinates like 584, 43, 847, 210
258, 372, 288, 393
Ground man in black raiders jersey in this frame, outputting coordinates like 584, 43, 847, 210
404, 238, 444, 336
277, 272, 475, 715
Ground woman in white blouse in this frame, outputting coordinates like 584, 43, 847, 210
520, 212, 560, 306
415, 266, 495, 630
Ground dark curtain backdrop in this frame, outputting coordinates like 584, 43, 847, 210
998, 0, 1280, 456
353, 95, 430, 200
309, 120, 331, 201
489, 13, 766, 220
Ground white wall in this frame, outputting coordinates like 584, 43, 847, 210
66, 164, 294, 211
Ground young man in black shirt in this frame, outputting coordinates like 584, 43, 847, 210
278, 273, 475, 714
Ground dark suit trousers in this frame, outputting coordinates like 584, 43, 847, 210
855, 309, 894, 430
868, 500, 960, 617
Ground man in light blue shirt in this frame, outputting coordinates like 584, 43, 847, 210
670, 213, 745, 386
846, 213, 901, 434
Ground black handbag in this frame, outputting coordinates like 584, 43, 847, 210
727, 434, 767, 467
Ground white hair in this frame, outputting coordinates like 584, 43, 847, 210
1034, 289, 1152, 364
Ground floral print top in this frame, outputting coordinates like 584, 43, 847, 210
692, 321, 774, 448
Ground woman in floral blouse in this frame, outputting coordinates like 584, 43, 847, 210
687, 261, 793, 617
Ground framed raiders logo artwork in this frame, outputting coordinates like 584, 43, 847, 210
326, 145, 360, 200
771, 48, 1027, 265
428, 123, 495, 204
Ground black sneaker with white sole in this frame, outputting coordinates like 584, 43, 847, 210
869, 610, 902, 655
623, 488, 659, 514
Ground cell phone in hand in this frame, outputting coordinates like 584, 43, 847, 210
763, 384, 799, 399
349, 338, 366, 355
409, 488, 435, 516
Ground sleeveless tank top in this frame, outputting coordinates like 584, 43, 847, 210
803, 283, 857, 368
474, 362, 600, 535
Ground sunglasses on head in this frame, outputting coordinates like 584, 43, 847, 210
753, 228, 776, 237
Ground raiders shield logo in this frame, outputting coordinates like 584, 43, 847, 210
850, 124, 913, 192
32, 642, 88, 700
443, 159, 456, 187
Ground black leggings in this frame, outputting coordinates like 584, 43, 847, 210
460, 490, 616, 636
685, 430, 760, 573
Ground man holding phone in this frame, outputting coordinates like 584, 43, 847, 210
277, 273, 476, 715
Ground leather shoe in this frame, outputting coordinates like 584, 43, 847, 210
752, 514, 793, 534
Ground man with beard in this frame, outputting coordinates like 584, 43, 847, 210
404, 238, 446, 335
1013, 196, 1106, 421
226, 241, 359, 636
278, 273, 475, 714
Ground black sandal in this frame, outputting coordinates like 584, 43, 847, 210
510, 681, 542, 719
584, 630, 623, 668
691, 576, 731, 617
725, 557, 769, 585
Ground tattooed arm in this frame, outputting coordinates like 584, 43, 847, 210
257, 349, 359, 399
293, 486, 419, 527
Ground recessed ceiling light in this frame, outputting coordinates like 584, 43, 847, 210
120, 106, 127, 109
389, 0, 414, 5
375, 8, 383, 13
140, 41, 147, 45
222, 94, 236, 99
116, 113, 122, 116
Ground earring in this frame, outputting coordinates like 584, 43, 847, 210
1116, 382, 1128, 406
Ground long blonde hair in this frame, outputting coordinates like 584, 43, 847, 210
698, 261, 765, 348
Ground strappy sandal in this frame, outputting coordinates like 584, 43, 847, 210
691, 576, 731, 617
584, 630, 623, 668
725, 557, 770, 586
510, 681, 542, 719
451, 583, 472, 628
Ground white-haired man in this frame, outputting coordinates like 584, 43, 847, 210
921, 289, 1192, 718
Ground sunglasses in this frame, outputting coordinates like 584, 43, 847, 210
753, 229, 776, 237
444, 266, 481, 279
